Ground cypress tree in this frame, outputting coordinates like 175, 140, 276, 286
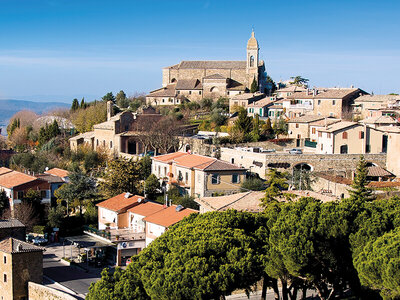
349, 155, 374, 202
250, 76, 258, 93
71, 98, 79, 111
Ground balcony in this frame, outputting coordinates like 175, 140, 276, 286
83, 225, 145, 244
289, 103, 313, 110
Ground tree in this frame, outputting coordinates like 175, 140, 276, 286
138, 211, 264, 299
210, 108, 227, 127
251, 114, 261, 141
261, 118, 274, 139
0, 190, 9, 216
55, 169, 97, 215
100, 158, 140, 198
71, 98, 79, 111
233, 107, 253, 142
348, 155, 374, 203
250, 76, 258, 93
200, 98, 213, 111
72, 101, 107, 133
2, 202, 39, 231
144, 174, 160, 199
262, 168, 288, 205
289, 76, 309, 87
241, 177, 267, 191
354, 228, 400, 299
266, 75, 277, 94
102, 92, 115, 103
116, 90, 129, 108
276, 117, 288, 136
47, 205, 65, 228
80, 97, 86, 109
291, 168, 315, 190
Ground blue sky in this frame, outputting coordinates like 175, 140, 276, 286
0, 0, 399, 102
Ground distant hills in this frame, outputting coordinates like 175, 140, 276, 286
0, 99, 70, 133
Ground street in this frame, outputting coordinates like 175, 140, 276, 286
42, 244, 103, 299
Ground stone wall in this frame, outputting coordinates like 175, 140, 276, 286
220, 147, 387, 179
28, 282, 77, 300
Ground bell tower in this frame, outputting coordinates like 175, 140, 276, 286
246, 30, 259, 88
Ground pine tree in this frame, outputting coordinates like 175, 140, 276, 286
251, 114, 260, 142
349, 155, 374, 202
250, 76, 258, 93
71, 98, 79, 111
80, 97, 85, 108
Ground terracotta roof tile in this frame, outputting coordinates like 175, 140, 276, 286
175, 79, 202, 90
0, 167, 12, 176
196, 191, 264, 212
152, 152, 189, 163
143, 205, 198, 227
96, 193, 143, 212
288, 115, 325, 123
128, 201, 164, 217
45, 168, 69, 178
367, 166, 393, 177
0, 171, 38, 189
287, 88, 362, 99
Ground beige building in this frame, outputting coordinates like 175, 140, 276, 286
70, 103, 163, 158
316, 122, 365, 154
0, 238, 43, 300
288, 115, 325, 146
147, 31, 267, 105
152, 152, 247, 197
285, 88, 367, 119
229, 92, 266, 112
353, 94, 400, 119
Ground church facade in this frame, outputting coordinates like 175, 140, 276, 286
146, 31, 266, 105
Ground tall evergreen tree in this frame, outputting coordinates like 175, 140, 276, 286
251, 114, 260, 142
80, 97, 86, 108
349, 155, 374, 202
71, 98, 79, 111
250, 76, 258, 93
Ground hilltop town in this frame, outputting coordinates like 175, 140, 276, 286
0, 31, 399, 300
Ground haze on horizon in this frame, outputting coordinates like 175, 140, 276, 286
0, 0, 399, 103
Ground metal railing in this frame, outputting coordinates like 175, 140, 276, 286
83, 225, 111, 240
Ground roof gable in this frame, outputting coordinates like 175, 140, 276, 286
96, 193, 143, 213
142, 205, 198, 227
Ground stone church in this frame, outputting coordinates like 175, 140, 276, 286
146, 31, 267, 105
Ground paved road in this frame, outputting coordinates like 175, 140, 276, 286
43, 245, 103, 298
227, 289, 318, 300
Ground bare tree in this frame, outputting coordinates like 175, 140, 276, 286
2, 202, 39, 231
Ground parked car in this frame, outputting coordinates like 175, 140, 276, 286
32, 236, 48, 246
26, 234, 34, 243
289, 148, 303, 154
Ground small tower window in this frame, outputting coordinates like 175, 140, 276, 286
250, 55, 254, 67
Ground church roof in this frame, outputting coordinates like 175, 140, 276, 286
147, 84, 177, 97
247, 31, 258, 49
175, 79, 202, 90
174, 60, 247, 70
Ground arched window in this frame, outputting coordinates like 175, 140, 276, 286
250, 55, 254, 67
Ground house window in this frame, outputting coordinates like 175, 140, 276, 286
231, 158, 235, 164
297, 134, 301, 139
162, 99, 165, 103
359, 131, 364, 139
227, 91, 230, 95
110, 141, 113, 148
318, 132, 322, 137
40, 190, 47, 199
17, 191, 23, 200
185, 172, 189, 183
158, 166, 160, 176
96, 139, 99, 146
3, 256, 6, 264
312, 128, 316, 134
296, 124, 299, 128
164, 167, 167, 176
177, 91, 180, 94
189, 91, 192, 95
103, 140, 105, 147
211, 174, 220, 184
342, 132, 348, 139
232, 174, 240, 184
327, 133, 331, 138
318, 100, 321, 105
332, 100, 336, 105
3, 274, 6, 283
321, 144, 323, 150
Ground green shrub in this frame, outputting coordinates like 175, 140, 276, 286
33, 225, 45, 234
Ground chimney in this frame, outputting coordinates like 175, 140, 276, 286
107, 101, 113, 121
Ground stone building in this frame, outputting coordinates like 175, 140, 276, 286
0, 237, 44, 300
146, 31, 267, 105
151, 152, 247, 197
0, 220, 26, 242
70, 103, 163, 158
284, 88, 367, 118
